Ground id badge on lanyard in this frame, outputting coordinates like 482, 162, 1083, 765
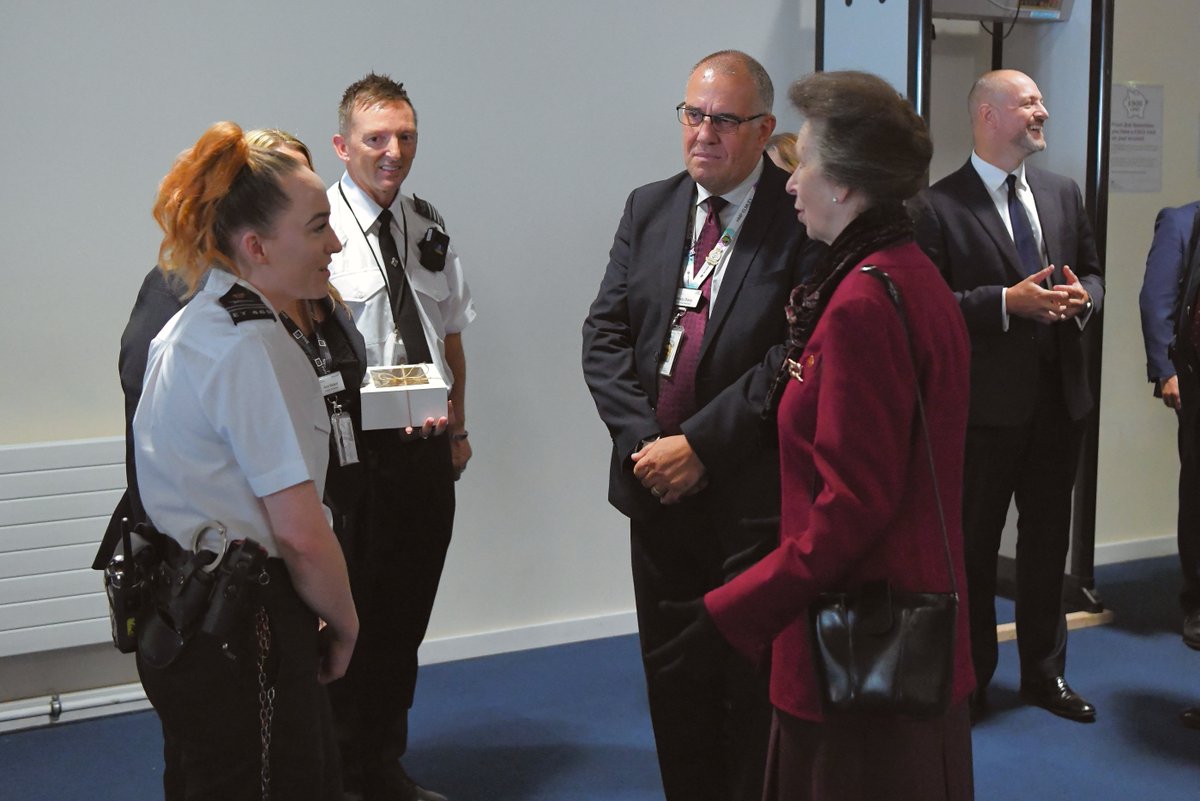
659, 186, 757, 377
659, 320, 685, 377
282, 311, 360, 466
331, 402, 359, 466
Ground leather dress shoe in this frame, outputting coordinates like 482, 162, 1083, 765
1183, 609, 1200, 650
1019, 676, 1096, 722
1181, 707, 1200, 730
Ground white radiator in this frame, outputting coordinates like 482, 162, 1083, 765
0, 438, 125, 658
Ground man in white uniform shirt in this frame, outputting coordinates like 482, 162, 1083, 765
325, 72, 475, 801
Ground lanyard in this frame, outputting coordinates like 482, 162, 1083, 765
279, 310, 334, 377
681, 184, 757, 291
337, 183, 409, 309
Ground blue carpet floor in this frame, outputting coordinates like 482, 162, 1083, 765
3, 555, 1199, 800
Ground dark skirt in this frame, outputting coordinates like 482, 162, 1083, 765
763, 700, 973, 801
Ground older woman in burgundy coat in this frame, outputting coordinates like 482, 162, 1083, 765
651, 71, 976, 801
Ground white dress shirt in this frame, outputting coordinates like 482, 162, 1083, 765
327, 173, 476, 382
693, 158, 764, 310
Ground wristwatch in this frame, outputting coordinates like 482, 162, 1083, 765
636, 435, 661, 453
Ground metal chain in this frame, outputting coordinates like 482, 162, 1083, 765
256, 605, 275, 801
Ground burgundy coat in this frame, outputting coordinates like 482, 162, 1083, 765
705, 241, 976, 721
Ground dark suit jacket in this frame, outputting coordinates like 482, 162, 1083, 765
1139, 202, 1200, 384
582, 158, 819, 522
911, 160, 1105, 426
1178, 212, 1200, 377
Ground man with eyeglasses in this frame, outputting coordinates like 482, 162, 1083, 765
582, 50, 820, 801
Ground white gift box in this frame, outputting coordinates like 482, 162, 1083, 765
359, 363, 449, 430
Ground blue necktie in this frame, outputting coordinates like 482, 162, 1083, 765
1006, 174, 1042, 276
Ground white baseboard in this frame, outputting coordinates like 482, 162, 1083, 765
416, 537, 1179, 666
418, 610, 639, 665
1093, 534, 1177, 566
0, 539, 1178, 732
0, 612, 642, 731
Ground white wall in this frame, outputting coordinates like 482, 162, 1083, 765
0, 0, 816, 696
1098, 2, 1200, 546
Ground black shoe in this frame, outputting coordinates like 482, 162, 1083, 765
1019, 676, 1096, 723
1183, 610, 1200, 650
969, 688, 989, 724
1181, 707, 1200, 730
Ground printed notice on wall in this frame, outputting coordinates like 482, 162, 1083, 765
1109, 83, 1163, 193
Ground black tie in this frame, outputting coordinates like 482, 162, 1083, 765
377, 209, 432, 365
1006, 175, 1042, 276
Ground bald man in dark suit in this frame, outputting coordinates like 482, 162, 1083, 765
911, 69, 1104, 724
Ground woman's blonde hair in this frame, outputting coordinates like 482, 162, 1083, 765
245, 128, 314, 169
766, 132, 799, 172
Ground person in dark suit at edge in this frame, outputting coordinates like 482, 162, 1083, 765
1139, 203, 1200, 643
911, 69, 1104, 724
581, 50, 821, 801
1139, 202, 1200, 729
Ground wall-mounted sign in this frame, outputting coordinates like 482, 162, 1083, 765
1109, 83, 1163, 193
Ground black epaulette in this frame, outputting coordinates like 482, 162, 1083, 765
218, 283, 276, 325
412, 194, 446, 231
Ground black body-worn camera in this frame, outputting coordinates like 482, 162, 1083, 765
418, 227, 449, 272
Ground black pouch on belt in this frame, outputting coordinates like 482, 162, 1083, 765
199, 538, 270, 661
139, 548, 219, 669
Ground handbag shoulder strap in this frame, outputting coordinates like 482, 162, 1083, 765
860, 265, 957, 597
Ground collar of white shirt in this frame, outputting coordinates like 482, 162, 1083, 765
338, 171, 396, 234
695, 157, 764, 217
970, 151, 1028, 198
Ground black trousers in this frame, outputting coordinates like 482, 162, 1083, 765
1174, 368, 1200, 612
630, 500, 772, 801
962, 364, 1083, 690
327, 432, 455, 784
138, 562, 341, 801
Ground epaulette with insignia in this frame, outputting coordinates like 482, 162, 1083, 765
412, 195, 446, 231
219, 284, 276, 325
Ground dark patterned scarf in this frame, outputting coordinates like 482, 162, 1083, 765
763, 202, 915, 415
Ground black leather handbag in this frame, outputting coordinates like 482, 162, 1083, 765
810, 266, 958, 718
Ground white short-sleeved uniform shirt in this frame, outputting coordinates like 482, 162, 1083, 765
133, 269, 331, 556
327, 173, 476, 378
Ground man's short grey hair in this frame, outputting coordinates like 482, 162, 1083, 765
692, 50, 774, 113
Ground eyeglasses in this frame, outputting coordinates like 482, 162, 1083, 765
676, 103, 767, 134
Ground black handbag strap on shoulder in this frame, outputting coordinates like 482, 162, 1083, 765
859, 265, 957, 599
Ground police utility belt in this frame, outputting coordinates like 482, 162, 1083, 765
102, 517, 270, 668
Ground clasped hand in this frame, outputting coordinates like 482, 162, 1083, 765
631, 434, 707, 504
1007, 265, 1090, 324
